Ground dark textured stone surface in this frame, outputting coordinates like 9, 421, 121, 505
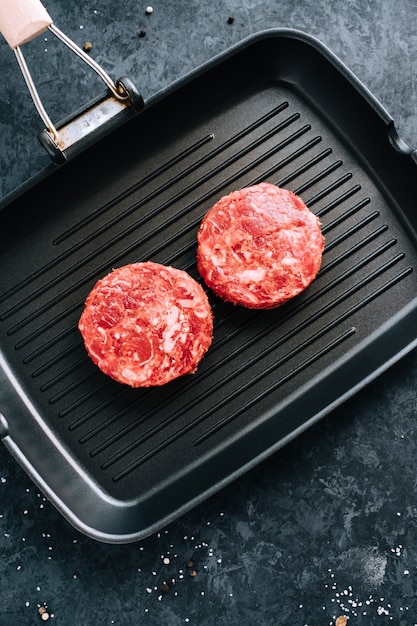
2, 1, 417, 624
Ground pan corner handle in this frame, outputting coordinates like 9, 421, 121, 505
38, 130, 67, 165
116, 76, 145, 113
387, 120, 414, 156
0, 412, 10, 439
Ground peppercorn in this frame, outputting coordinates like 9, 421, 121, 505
83, 41, 93, 52
139, 28, 147, 38
227, 16, 235, 24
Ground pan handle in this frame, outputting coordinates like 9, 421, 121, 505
0, 0, 52, 49
0, 0, 144, 162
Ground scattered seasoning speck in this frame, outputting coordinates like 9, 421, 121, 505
139, 28, 147, 37
145, 6, 153, 14
163, 557, 170, 565
161, 582, 170, 593
335, 617, 348, 626
83, 41, 93, 52
227, 16, 235, 24
38, 606, 51, 621
190, 569, 197, 578
187, 560, 193, 568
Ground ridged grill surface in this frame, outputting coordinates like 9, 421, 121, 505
1, 81, 416, 501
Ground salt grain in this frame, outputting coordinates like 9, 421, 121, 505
145, 6, 153, 14
377, 606, 389, 616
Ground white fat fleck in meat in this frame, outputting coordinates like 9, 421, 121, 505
109, 278, 131, 290
163, 322, 182, 353
121, 367, 143, 385
193, 307, 210, 319
177, 298, 195, 308
280, 256, 297, 266
166, 306, 180, 327
96, 326, 108, 344
236, 268, 265, 283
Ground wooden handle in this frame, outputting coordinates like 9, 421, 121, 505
0, 0, 53, 48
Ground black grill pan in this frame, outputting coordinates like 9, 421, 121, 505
2, 29, 417, 543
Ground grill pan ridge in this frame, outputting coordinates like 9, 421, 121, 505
1, 29, 417, 542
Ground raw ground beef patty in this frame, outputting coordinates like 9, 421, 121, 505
197, 182, 325, 309
78, 262, 213, 387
